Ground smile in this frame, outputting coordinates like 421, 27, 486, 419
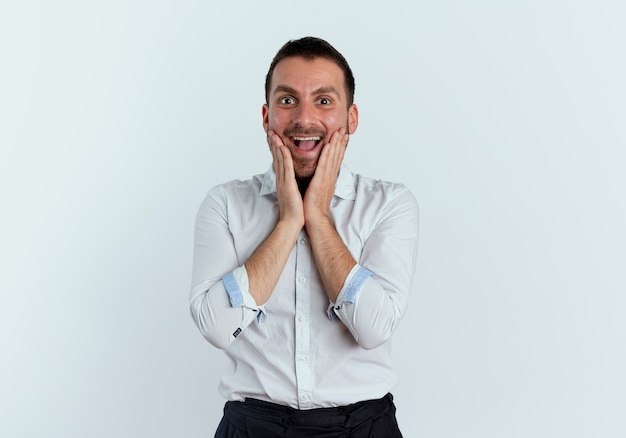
293, 136, 321, 141
292, 136, 322, 151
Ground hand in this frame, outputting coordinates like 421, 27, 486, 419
267, 130, 305, 228
302, 128, 355, 301
303, 128, 349, 222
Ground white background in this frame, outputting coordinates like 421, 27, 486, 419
1, 1, 625, 437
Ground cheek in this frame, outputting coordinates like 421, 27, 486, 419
323, 113, 345, 130
267, 112, 287, 130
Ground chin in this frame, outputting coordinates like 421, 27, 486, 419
293, 160, 318, 180
295, 171, 314, 181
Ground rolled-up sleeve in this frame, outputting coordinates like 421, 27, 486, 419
330, 187, 419, 350
189, 186, 264, 350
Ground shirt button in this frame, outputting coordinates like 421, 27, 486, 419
298, 315, 305, 323
298, 276, 306, 284
300, 238, 307, 245
301, 393, 310, 401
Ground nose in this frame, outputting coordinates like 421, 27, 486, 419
294, 101, 315, 126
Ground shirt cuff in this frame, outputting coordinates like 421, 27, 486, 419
327, 264, 373, 319
222, 266, 267, 322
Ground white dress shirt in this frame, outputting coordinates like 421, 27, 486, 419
190, 164, 419, 409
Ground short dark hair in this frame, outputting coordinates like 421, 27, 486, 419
264, 36, 355, 106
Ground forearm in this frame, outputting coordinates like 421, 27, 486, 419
190, 214, 302, 348
189, 187, 260, 349
327, 187, 420, 349
305, 213, 356, 302
245, 219, 302, 305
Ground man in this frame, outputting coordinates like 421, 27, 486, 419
190, 36, 419, 437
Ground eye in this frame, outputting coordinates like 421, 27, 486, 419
318, 97, 331, 105
280, 96, 296, 105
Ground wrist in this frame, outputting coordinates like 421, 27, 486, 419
277, 216, 304, 236
304, 209, 331, 229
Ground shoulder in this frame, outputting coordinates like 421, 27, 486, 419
205, 173, 266, 200
197, 172, 266, 216
347, 172, 419, 228
352, 172, 417, 205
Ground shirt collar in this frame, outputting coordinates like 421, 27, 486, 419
260, 164, 356, 200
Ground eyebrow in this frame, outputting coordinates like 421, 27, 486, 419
272, 85, 341, 97
314, 86, 340, 96
273, 85, 298, 96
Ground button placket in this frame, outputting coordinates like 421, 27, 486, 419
294, 230, 313, 408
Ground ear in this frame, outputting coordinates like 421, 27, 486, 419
348, 104, 359, 135
262, 104, 269, 133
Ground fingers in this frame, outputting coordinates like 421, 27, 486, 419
268, 132, 304, 225
317, 128, 349, 178
268, 130, 292, 181
324, 128, 349, 160
267, 130, 285, 150
304, 128, 349, 218
269, 132, 282, 178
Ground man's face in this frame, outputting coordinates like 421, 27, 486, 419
263, 56, 359, 179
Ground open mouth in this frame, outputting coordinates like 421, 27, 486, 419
292, 136, 322, 152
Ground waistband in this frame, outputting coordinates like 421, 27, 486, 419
225, 393, 395, 428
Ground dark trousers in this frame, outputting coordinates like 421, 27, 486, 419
214, 393, 403, 438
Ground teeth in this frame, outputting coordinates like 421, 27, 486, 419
293, 136, 321, 141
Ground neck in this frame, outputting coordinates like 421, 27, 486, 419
296, 177, 311, 198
